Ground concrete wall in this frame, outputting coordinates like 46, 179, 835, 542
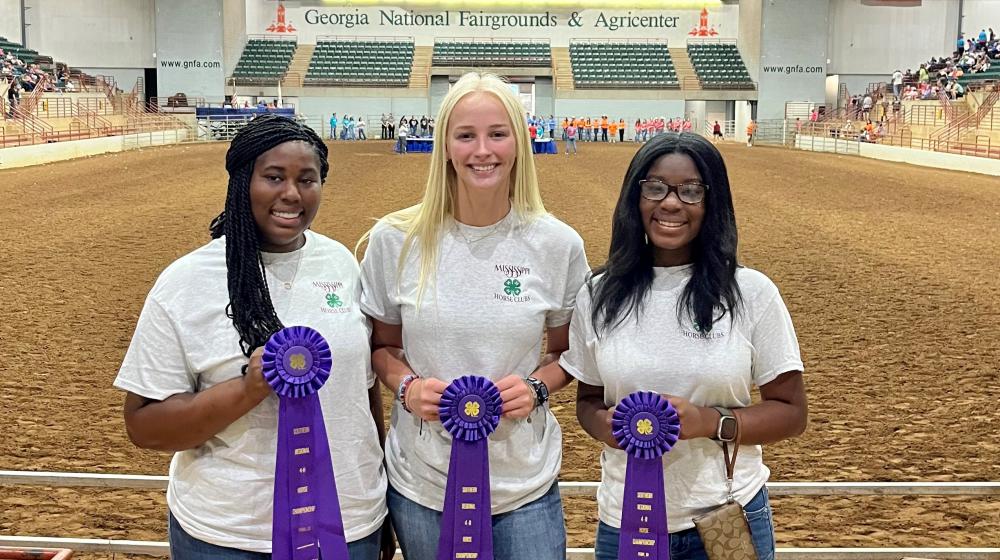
0, 128, 189, 169
297, 94, 429, 127
26, 0, 155, 68
795, 134, 1000, 176
534, 77, 554, 118
0, 0, 22, 43
756, 0, 830, 121
828, 0, 958, 77
155, 0, 226, 100
77, 68, 146, 92
737, 0, 762, 82
554, 98, 685, 125
222, 0, 248, 77
960, 0, 999, 38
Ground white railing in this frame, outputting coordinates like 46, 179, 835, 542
2, 471, 998, 558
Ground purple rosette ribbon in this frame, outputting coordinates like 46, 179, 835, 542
437, 375, 502, 560
612, 391, 681, 560
263, 326, 349, 560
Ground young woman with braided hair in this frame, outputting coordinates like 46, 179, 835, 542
116, 114, 392, 560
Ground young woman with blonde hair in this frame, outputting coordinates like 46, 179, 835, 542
359, 72, 588, 559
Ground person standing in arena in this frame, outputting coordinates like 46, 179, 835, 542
358, 72, 588, 560
555, 132, 807, 560
115, 114, 393, 560
566, 118, 579, 154
746, 119, 757, 147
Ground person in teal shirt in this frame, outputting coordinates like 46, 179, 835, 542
329, 113, 338, 140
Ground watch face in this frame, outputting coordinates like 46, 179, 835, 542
720, 416, 738, 441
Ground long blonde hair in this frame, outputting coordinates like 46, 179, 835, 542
358, 72, 547, 304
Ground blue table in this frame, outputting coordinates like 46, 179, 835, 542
533, 139, 557, 154
394, 137, 434, 153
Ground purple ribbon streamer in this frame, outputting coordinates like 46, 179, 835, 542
437, 376, 502, 560
264, 326, 349, 560
612, 392, 680, 560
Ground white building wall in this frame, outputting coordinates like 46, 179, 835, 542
25, 0, 155, 68
827, 0, 959, 77
0, 0, 21, 44
960, 0, 1000, 38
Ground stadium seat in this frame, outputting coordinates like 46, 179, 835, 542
304, 39, 413, 87
432, 41, 551, 67
569, 41, 678, 89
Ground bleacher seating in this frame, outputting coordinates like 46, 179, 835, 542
0, 36, 40, 65
433, 41, 550, 67
305, 39, 413, 87
232, 38, 296, 82
569, 42, 678, 89
687, 42, 754, 89
957, 63, 1000, 86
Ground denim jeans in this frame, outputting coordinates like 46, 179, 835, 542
168, 512, 383, 560
387, 481, 566, 560
566, 138, 578, 153
594, 486, 775, 560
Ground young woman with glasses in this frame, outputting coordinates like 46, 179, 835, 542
541, 132, 807, 560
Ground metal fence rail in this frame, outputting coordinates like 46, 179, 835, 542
2, 471, 999, 558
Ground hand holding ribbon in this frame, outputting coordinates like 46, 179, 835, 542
437, 376, 502, 560
494, 374, 534, 419
263, 326, 349, 560
405, 377, 448, 421
612, 391, 681, 560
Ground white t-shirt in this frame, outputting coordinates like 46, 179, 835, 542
114, 231, 387, 552
559, 265, 803, 532
360, 210, 589, 514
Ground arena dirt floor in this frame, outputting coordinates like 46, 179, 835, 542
1, 139, 999, 559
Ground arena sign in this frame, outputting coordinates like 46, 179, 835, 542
247, 1, 737, 43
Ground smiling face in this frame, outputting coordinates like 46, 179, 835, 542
445, 92, 517, 196
639, 152, 705, 267
249, 140, 323, 253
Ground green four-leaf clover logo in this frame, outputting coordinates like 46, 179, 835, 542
503, 279, 521, 296
326, 293, 343, 308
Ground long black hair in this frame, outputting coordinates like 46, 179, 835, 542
208, 114, 329, 357
591, 132, 741, 335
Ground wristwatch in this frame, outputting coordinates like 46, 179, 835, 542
524, 376, 549, 408
712, 406, 738, 442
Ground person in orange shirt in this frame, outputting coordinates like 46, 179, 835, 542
561, 117, 569, 140
618, 118, 626, 142
592, 118, 600, 143
600, 115, 609, 142
608, 120, 619, 143
583, 117, 592, 142
746, 119, 757, 147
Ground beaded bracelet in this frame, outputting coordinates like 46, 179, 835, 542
397, 373, 419, 414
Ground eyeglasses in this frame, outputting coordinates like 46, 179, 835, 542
639, 180, 709, 204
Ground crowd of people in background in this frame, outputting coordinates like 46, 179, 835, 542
327, 112, 369, 140
3, 48, 60, 117
892, 27, 998, 103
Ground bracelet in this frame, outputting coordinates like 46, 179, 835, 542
397, 374, 418, 414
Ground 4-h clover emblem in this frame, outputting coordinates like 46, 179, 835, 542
503, 279, 521, 296
326, 293, 343, 308
288, 353, 307, 371
464, 401, 481, 418
635, 418, 654, 435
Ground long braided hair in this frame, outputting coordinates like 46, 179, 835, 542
208, 114, 329, 357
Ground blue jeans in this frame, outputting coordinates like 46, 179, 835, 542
387, 481, 566, 560
566, 138, 578, 153
168, 512, 383, 560
594, 486, 775, 560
